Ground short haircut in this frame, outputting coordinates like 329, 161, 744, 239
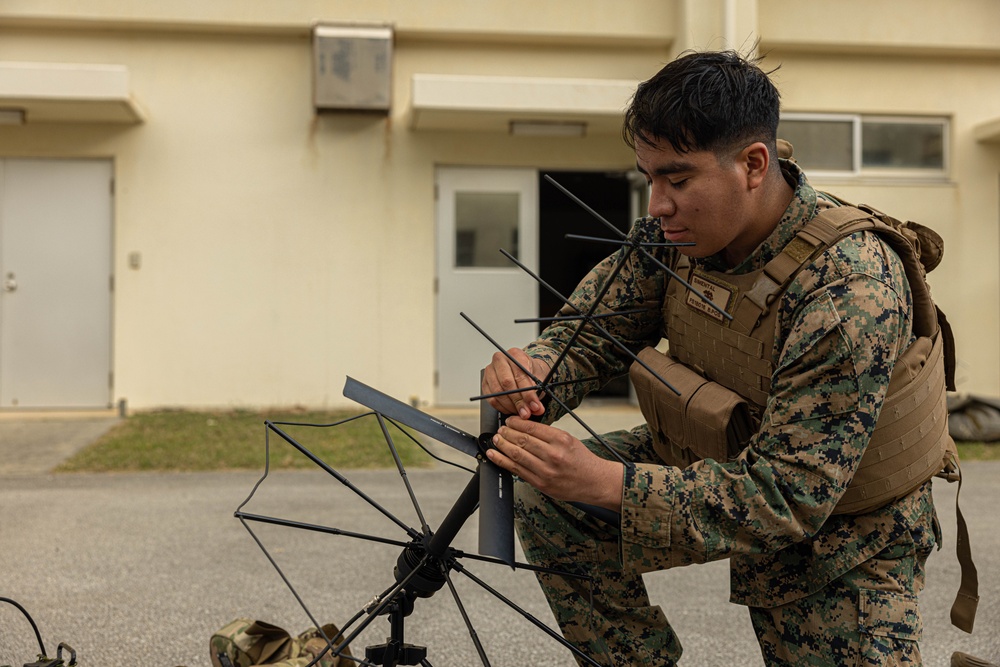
623, 50, 781, 157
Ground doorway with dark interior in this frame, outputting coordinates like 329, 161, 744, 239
538, 170, 640, 399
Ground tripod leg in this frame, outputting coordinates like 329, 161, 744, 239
442, 567, 492, 666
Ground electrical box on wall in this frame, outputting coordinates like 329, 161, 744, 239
313, 24, 393, 112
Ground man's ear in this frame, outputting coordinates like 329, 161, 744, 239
741, 142, 770, 190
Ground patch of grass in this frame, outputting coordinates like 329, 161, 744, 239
54, 408, 1000, 474
956, 441, 1000, 462
55, 409, 431, 473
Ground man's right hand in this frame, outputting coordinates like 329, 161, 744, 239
481, 349, 552, 419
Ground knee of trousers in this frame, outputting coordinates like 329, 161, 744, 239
514, 478, 617, 565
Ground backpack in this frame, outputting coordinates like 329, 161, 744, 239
210, 618, 353, 667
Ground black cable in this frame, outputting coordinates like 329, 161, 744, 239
0, 595, 48, 657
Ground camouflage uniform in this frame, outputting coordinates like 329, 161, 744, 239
209, 617, 352, 667
517, 160, 938, 666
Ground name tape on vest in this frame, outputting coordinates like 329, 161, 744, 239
686, 271, 736, 323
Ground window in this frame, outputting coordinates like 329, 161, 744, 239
454, 191, 520, 267
777, 114, 948, 178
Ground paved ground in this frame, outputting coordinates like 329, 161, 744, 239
0, 411, 120, 476
0, 408, 998, 666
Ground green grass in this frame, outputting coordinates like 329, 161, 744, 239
956, 440, 1000, 462
54, 408, 1000, 473
55, 409, 431, 473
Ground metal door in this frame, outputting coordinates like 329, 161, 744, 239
435, 167, 538, 406
0, 159, 113, 409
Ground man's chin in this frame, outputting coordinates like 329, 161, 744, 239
675, 245, 714, 259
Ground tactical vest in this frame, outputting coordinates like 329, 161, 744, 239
630, 201, 979, 632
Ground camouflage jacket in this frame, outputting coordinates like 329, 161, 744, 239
524, 161, 937, 607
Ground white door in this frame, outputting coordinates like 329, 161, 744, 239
0, 159, 114, 409
436, 168, 538, 406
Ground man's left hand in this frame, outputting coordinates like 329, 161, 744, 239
486, 416, 623, 512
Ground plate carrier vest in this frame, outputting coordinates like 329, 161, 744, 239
629, 200, 979, 632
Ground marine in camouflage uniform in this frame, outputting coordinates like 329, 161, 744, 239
483, 51, 937, 667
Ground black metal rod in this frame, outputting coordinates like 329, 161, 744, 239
545, 174, 731, 320
377, 413, 431, 535
449, 549, 594, 582
238, 516, 329, 641
516, 308, 654, 324
453, 561, 605, 667
301, 606, 372, 667
469, 375, 602, 403
334, 553, 433, 656
498, 247, 680, 396
385, 416, 476, 475
235, 511, 413, 549
544, 174, 628, 241
565, 232, 694, 248
265, 421, 422, 541
442, 567, 492, 667
460, 311, 627, 466
535, 245, 637, 390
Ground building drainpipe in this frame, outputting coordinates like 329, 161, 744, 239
724, 0, 737, 49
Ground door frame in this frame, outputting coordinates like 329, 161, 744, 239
435, 166, 539, 406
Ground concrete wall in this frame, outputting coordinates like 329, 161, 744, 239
0, 1, 673, 409
2, 0, 999, 409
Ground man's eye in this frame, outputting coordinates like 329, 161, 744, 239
670, 179, 688, 188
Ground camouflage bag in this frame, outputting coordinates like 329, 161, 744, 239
210, 617, 352, 667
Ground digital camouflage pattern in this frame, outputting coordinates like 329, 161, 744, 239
210, 617, 352, 667
519, 160, 938, 666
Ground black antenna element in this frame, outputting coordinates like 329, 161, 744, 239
236, 176, 733, 666
543, 174, 731, 321
344, 377, 480, 460
236, 403, 603, 667
344, 376, 514, 567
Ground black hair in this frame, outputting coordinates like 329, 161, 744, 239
623, 50, 781, 157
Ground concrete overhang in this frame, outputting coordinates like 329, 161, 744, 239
410, 73, 637, 134
974, 116, 1000, 145
0, 61, 143, 124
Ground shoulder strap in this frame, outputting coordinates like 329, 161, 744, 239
731, 205, 884, 334
813, 205, 956, 389
815, 206, 938, 334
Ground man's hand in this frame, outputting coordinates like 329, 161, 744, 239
481, 349, 552, 419
486, 416, 624, 512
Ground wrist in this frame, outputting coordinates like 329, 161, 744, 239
591, 460, 624, 511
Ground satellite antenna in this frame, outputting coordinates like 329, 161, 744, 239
234, 175, 731, 666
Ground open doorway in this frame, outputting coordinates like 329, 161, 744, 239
433, 168, 643, 405
538, 171, 638, 398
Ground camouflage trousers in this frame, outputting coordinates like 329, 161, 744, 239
514, 427, 934, 667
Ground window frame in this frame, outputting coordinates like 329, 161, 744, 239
778, 112, 950, 181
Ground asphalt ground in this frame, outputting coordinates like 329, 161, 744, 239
0, 409, 998, 666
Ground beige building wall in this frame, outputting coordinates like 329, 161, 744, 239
761, 0, 1000, 395
1, 0, 999, 409
0, 1, 673, 409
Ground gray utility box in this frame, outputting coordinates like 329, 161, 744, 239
313, 24, 393, 112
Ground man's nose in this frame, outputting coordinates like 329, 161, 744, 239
648, 188, 676, 218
